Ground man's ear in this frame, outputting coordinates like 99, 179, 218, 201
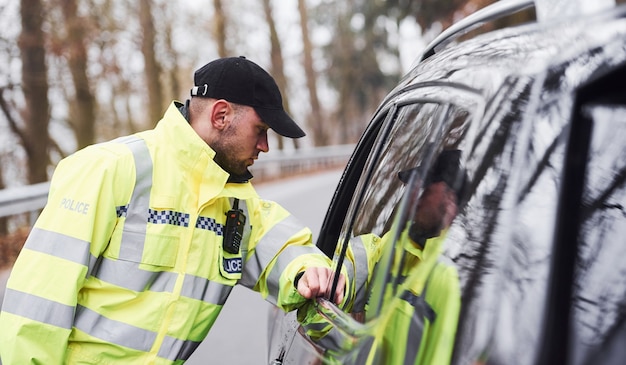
210, 99, 230, 130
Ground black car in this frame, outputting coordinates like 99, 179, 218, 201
267, 0, 626, 364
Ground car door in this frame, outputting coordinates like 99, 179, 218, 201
267, 83, 484, 364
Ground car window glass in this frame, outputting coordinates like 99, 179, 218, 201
442, 79, 541, 364
343, 89, 480, 319
483, 96, 566, 364
570, 103, 626, 365
352, 102, 444, 238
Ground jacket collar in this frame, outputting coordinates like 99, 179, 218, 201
162, 101, 254, 184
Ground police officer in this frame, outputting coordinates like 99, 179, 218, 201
0, 56, 344, 364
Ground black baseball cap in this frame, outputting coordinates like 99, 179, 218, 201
190, 56, 305, 138
398, 149, 469, 204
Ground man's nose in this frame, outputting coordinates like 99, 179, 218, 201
257, 133, 269, 153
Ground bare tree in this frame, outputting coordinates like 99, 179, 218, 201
155, 2, 182, 101
0, 157, 5, 235
262, 0, 297, 150
298, 0, 327, 146
59, 0, 97, 150
18, 0, 50, 184
139, 0, 164, 126
213, 0, 228, 57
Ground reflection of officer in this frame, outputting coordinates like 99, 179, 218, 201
374, 149, 466, 365
300, 150, 466, 365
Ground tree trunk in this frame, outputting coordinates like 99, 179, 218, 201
60, 0, 96, 149
212, 0, 228, 57
333, 15, 355, 145
298, 0, 327, 146
19, 0, 50, 184
160, 2, 181, 102
139, 0, 164, 126
0, 166, 6, 235
262, 0, 294, 150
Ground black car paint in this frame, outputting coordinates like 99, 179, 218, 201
268, 3, 626, 365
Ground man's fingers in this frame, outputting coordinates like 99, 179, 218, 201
334, 274, 346, 304
297, 268, 346, 304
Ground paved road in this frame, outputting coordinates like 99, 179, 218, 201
0, 168, 343, 364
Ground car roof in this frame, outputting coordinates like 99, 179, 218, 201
387, 4, 626, 104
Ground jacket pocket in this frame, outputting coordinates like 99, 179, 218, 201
107, 228, 179, 268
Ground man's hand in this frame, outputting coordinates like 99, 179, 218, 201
296, 267, 345, 304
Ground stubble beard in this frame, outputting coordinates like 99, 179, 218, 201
212, 124, 250, 177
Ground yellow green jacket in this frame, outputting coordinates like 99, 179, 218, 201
301, 229, 460, 365
370, 230, 461, 365
0, 102, 331, 364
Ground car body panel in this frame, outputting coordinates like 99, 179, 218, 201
268, 3, 626, 365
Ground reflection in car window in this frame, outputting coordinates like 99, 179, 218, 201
445, 79, 536, 364
352, 102, 442, 238
339, 89, 478, 315
571, 104, 626, 365
346, 97, 477, 364
352, 102, 475, 239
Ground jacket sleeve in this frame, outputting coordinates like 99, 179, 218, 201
239, 199, 337, 313
296, 233, 384, 354
0, 145, 133, 364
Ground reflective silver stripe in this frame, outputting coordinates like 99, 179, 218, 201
23, 228, 91, 267
404, 303, 422, 365
94, 257, 177, 292
180, 274, 232, 305
74, 305, 203, 362
118, 136, 153, 262
303, 321, 328, 333
266, 245, 323, 303
350, 236, 370, 313
241, 214, 306, 289
74, 305, 155, 353
91, 257, 231, 304
341, 253, 355, 300
400, 288, 436, 365
87, 253, 99, 277
157, 335, 202, 361
312, 326, 345, 352
2, 289, 74, 329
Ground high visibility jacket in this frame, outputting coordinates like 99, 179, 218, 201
369, 230, 461, 365
300, 229, 460, 365
0, 101, 331, 364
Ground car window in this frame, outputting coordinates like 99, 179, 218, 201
330, 85, 482, 318
352, 101, 444, 238
443, 77, 541, 364
570, 103, 626, 365
461, 76, 567, 364
450, 65, 626, 365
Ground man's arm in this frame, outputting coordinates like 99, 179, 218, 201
0, 147, 128, 363
239, 199, 348, 312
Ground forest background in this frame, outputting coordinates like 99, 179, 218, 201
0, 0, 537, 246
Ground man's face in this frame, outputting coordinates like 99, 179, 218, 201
212, 106, 270, 176
412, 181, 458, 238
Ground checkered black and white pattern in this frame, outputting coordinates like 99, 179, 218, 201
147, 209, 191, 227
195, 216, 224, 236
116, 205, 128, 218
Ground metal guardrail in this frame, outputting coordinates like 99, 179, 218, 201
0, 182, 50, 219
0, 144, 355, 219
250, 144, 354, 181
